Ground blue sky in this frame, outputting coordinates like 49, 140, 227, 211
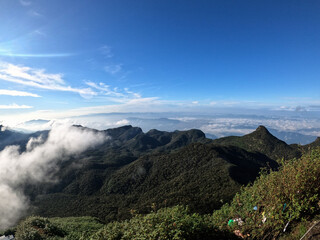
0, 0, 320, 125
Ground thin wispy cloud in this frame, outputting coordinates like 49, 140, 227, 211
0, 103, 32, 109
85, 81, 124, 97
0, 89, 40, 97
124, 88, 141, 98
28, 10, 43, 17
19, 0, 31, 6
99, 45, 126, 78
100, 45, 113, 58
32, 30, 46, 37
85, 81, 146, 103
0, 97, 164, 124
104, 64, 122, 75
0, 62, 96, 98
0, 52, 74, 58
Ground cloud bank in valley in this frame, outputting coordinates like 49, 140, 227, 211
9, 110, 320, 144
0, 124, 108, 229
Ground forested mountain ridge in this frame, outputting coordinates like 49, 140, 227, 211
23, 125, 315, 222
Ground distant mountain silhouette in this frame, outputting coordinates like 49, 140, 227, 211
0, 125, 48, 151
268, 128, 317, 145
24, 119, 50, 125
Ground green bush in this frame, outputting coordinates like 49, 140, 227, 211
50, 216, 104, 240
90, 205, 237, 240
212, 148, 320, 239
15, 216, 65, 240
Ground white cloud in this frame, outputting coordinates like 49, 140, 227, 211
0, 97, 165, 124
19, 0, 31, 6
85, 81, 146, 103
116, 119, 130, 126
0, 62, 96, 97
100, 45, 113, 58
85, 81, 124, 97
0, 89, 40, 97
124, 88, 141, 98
104, 64, 122, 74
0, 124, 108, 229
198, 117, 320, 138
28, 10, 42, 17
0, 53, 75, 58
0, 103, 33, 109
33, 30, 46, 37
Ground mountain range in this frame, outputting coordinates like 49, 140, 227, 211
0, 124, 319, 224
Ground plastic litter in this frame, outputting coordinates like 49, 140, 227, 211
283, 219, 291, 232
234, 230, 245, 239
253, 206, 258, 211
282, 203, 287, 212
234, 218, 244, 226
262, 211, 267, 223
262, 217, 267, 223
283, 214, 292, 232
228, 219, 234, 226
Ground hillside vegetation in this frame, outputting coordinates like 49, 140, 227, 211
3, 125, 320, 239
212, 148, 320, 239
13, 207, 239, 240
11, 148, 320, 239
26, 125, 319, 222
31, 141, 278, 221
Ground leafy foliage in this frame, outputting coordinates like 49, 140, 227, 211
212, 148, 320, 239
90, 205, 238, 240
15, 216, 65, 240
49, 216, 104, 240
14, 216, 103, 240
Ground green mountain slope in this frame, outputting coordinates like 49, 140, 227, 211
31, 141, 278, 222
212, 125, 301, 160
16, 125, 319, 223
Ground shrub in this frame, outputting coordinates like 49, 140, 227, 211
50, 216, 104, 240
212, 148, 320, 239
90, 205, 238, 239
15, 216, 65, 240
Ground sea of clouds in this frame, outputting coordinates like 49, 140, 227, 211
12, 111, 320, 144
